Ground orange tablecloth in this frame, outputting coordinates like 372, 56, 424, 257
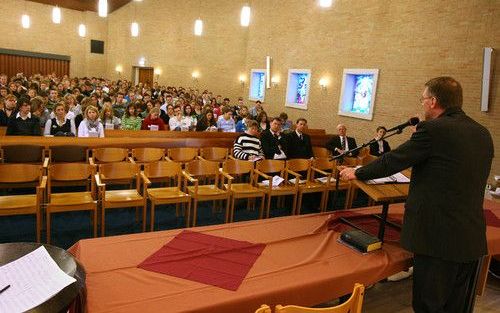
69, 201, 500, 313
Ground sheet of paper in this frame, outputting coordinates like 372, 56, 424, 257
105, 123, 114, 130
0, 246, 76, 313
261, 175, 285, 187
366, 172, 410, 184
289, 178, 307, 184
149, 125, 159, 131
315, 176, 336, 183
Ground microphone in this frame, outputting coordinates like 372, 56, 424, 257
386, 117, 420, 132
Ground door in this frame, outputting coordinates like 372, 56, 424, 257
138, 68, 154, 87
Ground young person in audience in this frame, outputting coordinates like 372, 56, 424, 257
44, 102, 76, 136
78, 105, 105, 137
182, 104, 197, 130
196, 110, 217, 131
141, 107, 166, 131
30, 96, 51, 127
256, 111, 269, 132
326, 123, 359, 157
282, 118, 313, 159
113, 92, 127, 117
46, 89, 59, 111
217, 106, 236, 132
235, 114, 251, 132
74, 97, 92, 129
101, 104, 122, 129
234, 105, 248, 123
0, 94, 17, 126
233, 120, 264, 161
249, 100, 263, 118
369, 126, 391, 156
260, 117, 287, 159
121, 103, 143, 130
0, 86, 8, 98
6, 97, 41, 136
169, 106, 183, 131
193, 102, 203, 121
279, 112, 293, 131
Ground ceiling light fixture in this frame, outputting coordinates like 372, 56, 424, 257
52, 6, 61, 24
194, 19, 203, 36
131, 22, 139, 37
78, 24, 86, 37
240, 5, 251, 27
21, 14, 30, 29
98, 0, 108, 17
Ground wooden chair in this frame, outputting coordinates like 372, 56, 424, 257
275, 283, 365, 313
131, 147, 166, 165
199, 147, 229, 163
90, 147, 130, 164
312, 146, 330, 158
144, 161, 192, 231
184, 160, 232, 226
286, 159, 328, 215
255, 160, 299, 218
0, 164, 45, 242
0, 144, 47, 164
222, 159, 266, 222
97, 162, 150, 236
312, 158, 351, 211
255, 304, 272, 313
46, 163, 98, 243
167, 147, 199, 165
49, 145, 89, 163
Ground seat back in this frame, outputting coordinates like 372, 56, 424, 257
286, 159, 311, 172
312, 146, 330, 158
185, 159, 219, 177
99, 162, 139, 181
49, 163, 94, 182
132, 148, 166, 163
256, 159, 285, 175
223, 159, 253, 175
312, 158, 335, 172
92, 148, 129, 163
168, 147, 199, 163
1, 145, 45, 163
200, 147, 228, 162
144, 161, 182, 179
0, 164, 41, 184
50, 145, 89, 163
275, 283, 364, 313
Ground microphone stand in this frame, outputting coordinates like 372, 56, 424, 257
330, 128, 404, 211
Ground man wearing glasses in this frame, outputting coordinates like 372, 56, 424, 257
340, 77, 493, 313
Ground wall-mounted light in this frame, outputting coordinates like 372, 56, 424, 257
52, 6, 61, 24
194, 19, 203, 36
192, 71, 200, 82
319, 77, 329, 90
265, 56, 272, 89
115, 65, 123, 76
319, 0, 333, 8
241, 5, 251, 27
239, 74, 246, 87
138, 57, 146, 67
131, 22, 139, 37
78, 24, 86, 37
271, 75, 280, 87
21, 14, 30, 29
154, 68, 161, 81
98, 0, 108, 17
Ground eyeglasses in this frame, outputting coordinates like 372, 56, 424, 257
419, 96, 434, 103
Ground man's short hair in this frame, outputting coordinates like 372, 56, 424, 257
296, 117, 307, 124
222, 106, 232, 114
376, 126, 387, 132
425, 76, 463, 110
270, 117, 282, 123
246, 120, 258, 129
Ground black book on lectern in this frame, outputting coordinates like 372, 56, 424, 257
340, 229, 382, 253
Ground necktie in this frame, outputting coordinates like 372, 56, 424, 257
341, 137, 346, 150
299, 134, 303, 141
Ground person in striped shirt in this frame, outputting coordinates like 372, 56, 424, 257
233, 120, 264, 161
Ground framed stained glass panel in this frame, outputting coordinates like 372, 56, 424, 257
285, 69, 311, 110
249, 69, 266, 101
338, 69, 379, 120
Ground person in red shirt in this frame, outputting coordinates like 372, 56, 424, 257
141, 108, 166, 130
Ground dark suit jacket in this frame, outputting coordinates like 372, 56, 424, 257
326, 136, 359, 157
355, 107, 493, 262
260, 129, 283, 159
369, 139, 391, 156
282, 131, 313, 159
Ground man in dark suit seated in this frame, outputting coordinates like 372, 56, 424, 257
260, 117, 286, 159
326, 124, 359, 157
340, 76, 494, 313
282, 118, 313, 159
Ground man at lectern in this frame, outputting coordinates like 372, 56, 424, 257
340, 76, 494, 313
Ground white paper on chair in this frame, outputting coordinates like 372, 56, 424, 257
489, 188, 500, 197
0, 246, 76, 313
105, 123, 114, 130
289, 178, 307, 184
495, 175, 500, 182
261, 175, 285, 187
366, 172, 410, 184
315, 176, 336, 183
149, 125, 159, 131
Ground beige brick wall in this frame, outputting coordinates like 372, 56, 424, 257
0, 0, 107, 77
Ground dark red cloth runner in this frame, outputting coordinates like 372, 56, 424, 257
138, 230, 266, 291
484, 209, 500, 228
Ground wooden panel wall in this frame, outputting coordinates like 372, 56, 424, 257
0, 53, 70, 79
